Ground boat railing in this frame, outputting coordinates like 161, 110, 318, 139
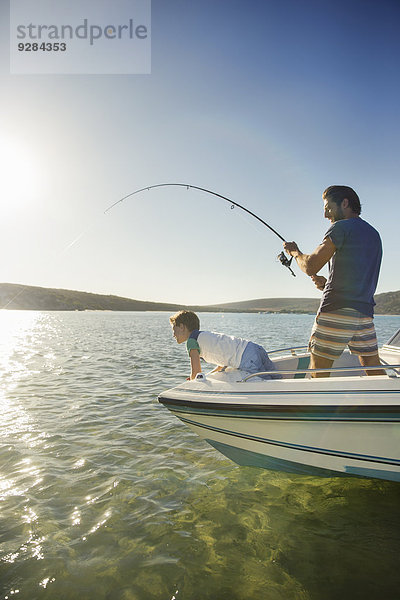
267, 345, 308, 356
385, 328, 400, 347
240, 363, 400, 381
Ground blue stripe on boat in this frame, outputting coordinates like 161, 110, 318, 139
159, 396, 400, 421
206, 439, 350, 477
165, 405, 399, 422
179, 416, 400, 466
206, 440, 400, 481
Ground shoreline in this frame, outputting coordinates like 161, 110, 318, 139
1, 282, 399, 315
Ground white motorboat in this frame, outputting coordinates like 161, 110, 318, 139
158, 329, 400, 482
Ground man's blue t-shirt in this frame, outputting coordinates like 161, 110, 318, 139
320, 217, 382, 317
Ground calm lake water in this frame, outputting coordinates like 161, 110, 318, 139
1, 311, 399, 600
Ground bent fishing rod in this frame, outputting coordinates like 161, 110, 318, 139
104, 183, 296, 276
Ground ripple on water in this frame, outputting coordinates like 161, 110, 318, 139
1, 312, 400, 600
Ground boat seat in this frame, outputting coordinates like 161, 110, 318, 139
294, 355, 310, 378
331, 351, 366, 376
272, 350, 363, 378
272, 355, 304, 379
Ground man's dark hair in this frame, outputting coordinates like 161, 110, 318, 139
322, 185, 361, 215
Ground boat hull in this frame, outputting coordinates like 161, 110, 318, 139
159, 373, 400, 482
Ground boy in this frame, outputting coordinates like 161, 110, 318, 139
170, 310, 280, 380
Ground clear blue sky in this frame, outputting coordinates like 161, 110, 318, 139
1, 0, 399, 305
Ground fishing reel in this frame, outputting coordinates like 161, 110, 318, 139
277, 252, 296, 277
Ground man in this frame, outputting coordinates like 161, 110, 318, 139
283, 185, 384, 377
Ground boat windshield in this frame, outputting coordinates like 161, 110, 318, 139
386, 328, 400, 348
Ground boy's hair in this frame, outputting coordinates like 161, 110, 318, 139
322, 185, 361, 215
169, 310, 200, 331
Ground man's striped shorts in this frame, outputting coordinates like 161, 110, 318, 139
309, 307, 379, 361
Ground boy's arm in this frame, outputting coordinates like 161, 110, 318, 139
189, 348, 202, 380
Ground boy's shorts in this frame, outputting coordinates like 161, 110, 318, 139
309, 308, 379, 361
239, 342, 281, 379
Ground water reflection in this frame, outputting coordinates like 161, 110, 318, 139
0, 312, 398, 600
0, 311, 42, 382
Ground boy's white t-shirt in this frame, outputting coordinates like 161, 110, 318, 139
187, 330, 248, 368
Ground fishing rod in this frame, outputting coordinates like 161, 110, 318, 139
104, 183, 296, 276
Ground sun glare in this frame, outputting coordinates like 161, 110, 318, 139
0, 137, 42, 215
0, 311, 40, 377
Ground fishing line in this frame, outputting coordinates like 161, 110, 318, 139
1, 182, 295, 310
104, 183, 296, 276
1, 216, 105, 310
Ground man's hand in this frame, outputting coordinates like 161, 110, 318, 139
283, 237, 335, 277
311, 275, 327, 291
283, 241, 300, 257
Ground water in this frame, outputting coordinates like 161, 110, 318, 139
1, 311, 399, 600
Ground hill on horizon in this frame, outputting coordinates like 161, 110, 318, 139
0, 282, 399, 314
